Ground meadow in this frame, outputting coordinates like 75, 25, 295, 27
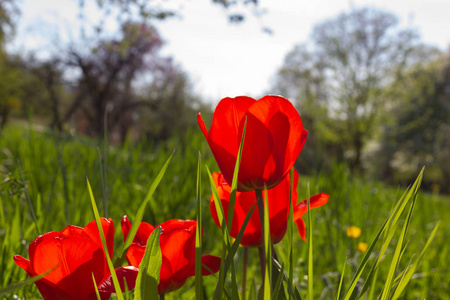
0, 123, 448, 299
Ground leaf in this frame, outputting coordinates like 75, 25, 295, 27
134, 227, 162, 300
87, 179, 124, 300
306, 183, 313, 300
195, 152, 203, 300
391, 222, 440, 299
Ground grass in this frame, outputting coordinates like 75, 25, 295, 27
0, 124, 448, 299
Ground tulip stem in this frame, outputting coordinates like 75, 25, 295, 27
255, 189, 266, 285
160, 293, 165, 300
242, 247, 248, 299
258, 246, 266, 284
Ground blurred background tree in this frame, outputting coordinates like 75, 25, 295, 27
376, 51, 450, 191
0, 0, 21, 129
270, 8, 442, 175
0, 2, 448, 190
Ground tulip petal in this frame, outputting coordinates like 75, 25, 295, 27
97, 266, 139, 295
82, 218, 115, 260
27, 232, 60, 263
121, 215, 155, 245
238, 111, 273, 190
245, 95, 306, 189
60, 225, 84, 238
200, 254, 221, 275
293, 193, 329, 241
30, 236, 106, 299
295, 218, 307, 241
294, 193, 329, 218
208, 96, 256, 156
185, 254, 221, 277
211, 170, 300, 247
121, 215, 132, 241
159, 220, 196, 275
14, 254, 71, 300
126, 244, 146, 267
200, 96, 256, 187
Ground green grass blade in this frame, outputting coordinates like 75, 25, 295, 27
272, 261, 285, 300
270, 247, 302, 300
195, 152, 203, 300
306, 183, 313, 300
226, 117, 246, 233
227, 118, 247, 300
87, 178, 124, 300
366, 264, 379, 300
18, 160, 40, 235
380, 192, 416, 300
342, 207, 396, 300
97, 147, 108, 218
344, 169, 424, 300
391, 222, 440, 300
134, 227, 162, 300
336, 258, 346, 300
92, 273, 102, 300
287, 168, 295, 300
227, 203, 256, 269
206, 166, 229, 300
207, 118, 246, 300
115, 151, 174, 267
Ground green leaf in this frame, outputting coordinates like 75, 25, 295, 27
92, 273, 102, 300
391, 222, 440, 299
227, 117, 247, 300
209, 118, 246, 300
134, 227, 162, 300
306, 183, 313, 300
87, 178, 124, 300
380, 194, 416, 300
195, 152, 203, 300
336, 258, 346, 300
345, 168, 424, 300
272, 261, 285, 300
287, 168, 295, 300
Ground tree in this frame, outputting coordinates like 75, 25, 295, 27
64, 22, 164, 137
0, 0, 20, 128
61, 22, 203, 142
271, 7, 421, 173
0, 0, 18, 45
81, 0, 263, 25
0, 52, 22, 129
378, 51, 450, 191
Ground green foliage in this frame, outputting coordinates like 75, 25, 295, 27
378, 51, 450, 192
134, 227, 161, 299
270, 7, 444, 177
0, 51, 23, 129
0, 125, 448, 299
88, 179, 124, 300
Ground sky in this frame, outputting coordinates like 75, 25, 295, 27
10, 0, 450, 104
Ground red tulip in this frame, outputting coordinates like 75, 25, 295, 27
210, 171, 329, 247
121, 216, 221, 294
14, 218, 138, 300
198, 95, 308, 192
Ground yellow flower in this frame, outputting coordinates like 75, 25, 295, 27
346, 226, 362, 239
357, 242, 368, 253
